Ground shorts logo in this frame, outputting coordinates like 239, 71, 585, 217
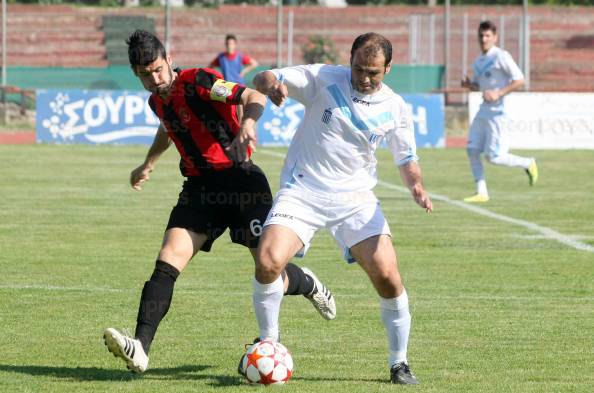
322, 108, 333, 124
271, 212, 294, 220
210, 79, 236, 102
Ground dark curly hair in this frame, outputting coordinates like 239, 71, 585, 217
126, 29, 167, 68
479, 20, 497, 35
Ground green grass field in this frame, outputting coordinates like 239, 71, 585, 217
0, 145, 593, 393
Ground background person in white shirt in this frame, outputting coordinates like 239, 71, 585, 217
462, 20, 538, 203
250, 32, 433, 385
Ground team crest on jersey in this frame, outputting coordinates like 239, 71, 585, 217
322, 108, 333, 124
485, 71, 492, 78
178, 107, 191, 122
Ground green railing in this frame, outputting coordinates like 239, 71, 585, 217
6, 64, 444, 93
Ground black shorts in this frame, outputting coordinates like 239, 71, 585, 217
166, 164, 273, 252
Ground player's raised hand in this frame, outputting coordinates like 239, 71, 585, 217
130, 163, 152, 191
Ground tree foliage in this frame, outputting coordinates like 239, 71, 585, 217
302, 35, 340, 65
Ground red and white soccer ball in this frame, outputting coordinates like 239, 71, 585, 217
240, 340, 294, 385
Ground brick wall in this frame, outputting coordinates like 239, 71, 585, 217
2, 4, 593, 91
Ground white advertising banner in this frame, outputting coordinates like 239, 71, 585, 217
469, 92, 594, 149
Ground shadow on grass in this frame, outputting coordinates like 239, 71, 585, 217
0, 364, 389, 386
292, 375, 387, 384
0, 364, 243, 386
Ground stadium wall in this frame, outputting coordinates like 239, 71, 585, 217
2, 4, 594, 92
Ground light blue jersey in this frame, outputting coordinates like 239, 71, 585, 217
270, 64, 417, 193
472, 46, 524, 118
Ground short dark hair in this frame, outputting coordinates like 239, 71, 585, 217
126, 29, 167, 67
479, 20, 497, 35
350, 32, 392, 67
225, 34, 237, 43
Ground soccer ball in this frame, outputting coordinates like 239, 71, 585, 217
240, 340, 294, 385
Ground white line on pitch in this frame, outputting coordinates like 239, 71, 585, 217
2, 284, 594, 301
257, 149, 594, 253
377, 180, 594, 253
513, 234, 594, 240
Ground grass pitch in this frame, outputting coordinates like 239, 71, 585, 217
0, 145, 592, 393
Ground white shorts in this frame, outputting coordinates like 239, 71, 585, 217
264, 186, 391, 263
467, 115, 510, 159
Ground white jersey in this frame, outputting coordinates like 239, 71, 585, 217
271, 64, 417, 193
471, 46, 524, 118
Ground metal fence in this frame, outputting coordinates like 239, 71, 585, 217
408, 12, 530, 93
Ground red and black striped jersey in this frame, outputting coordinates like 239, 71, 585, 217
148, 67, 249, 177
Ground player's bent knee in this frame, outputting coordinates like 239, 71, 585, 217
256, 245, 288, 276
370, 265, 402, 296
158, 245, 192, 267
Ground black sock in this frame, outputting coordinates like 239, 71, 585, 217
283, 263, 315, 296
134, 260, 180, 354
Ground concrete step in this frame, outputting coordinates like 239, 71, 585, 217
6, 54, 108, 67
6, 32, 104, 45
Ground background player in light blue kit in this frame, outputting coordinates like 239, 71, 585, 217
462, 20, 538, 203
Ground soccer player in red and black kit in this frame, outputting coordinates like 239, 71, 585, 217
103, 30, 336, 373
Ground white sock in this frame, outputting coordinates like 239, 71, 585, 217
468, 148, 487, 195
477, 179, 488, 196
488, 153, 532, 169
252, 275, 284, 341
380, 289, 411, 367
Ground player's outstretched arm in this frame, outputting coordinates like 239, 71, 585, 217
398, 161, 433, 213
227, 88, 266, 162
130, 124, 171, 190
253, 71, 288, 107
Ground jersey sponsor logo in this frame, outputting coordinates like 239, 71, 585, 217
322, 108, 333, 124
210, 79, 236, 102
271, 212, 294, 220
352, 96, 370, 106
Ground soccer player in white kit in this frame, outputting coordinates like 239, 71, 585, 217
462, 20, 538, 203
250, 32, 433, 384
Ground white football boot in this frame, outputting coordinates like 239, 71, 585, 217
103, 328, 149, 373
302, 267, 336, 320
